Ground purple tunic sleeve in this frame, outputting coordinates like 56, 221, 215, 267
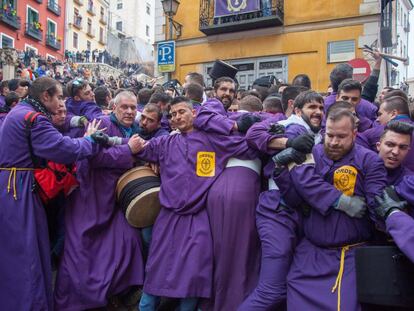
90, 144, 134, 169
245, 118, 286, 155
289, 162, 342, 216
273, 168, 305, 207
396, 175, 414, 205
193, 99, 235, 135
30, 114, 96, 164
136, 135, 169, 164
81, 101, 104, 121
386, 211, 414, 262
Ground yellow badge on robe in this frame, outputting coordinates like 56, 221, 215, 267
333, 165, 358, 196
196, 152, 216, 177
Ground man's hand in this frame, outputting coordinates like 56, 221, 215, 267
268, 123, 285, 135
286, 133, 315, 153
272, 147, 307, 167
334, 194, 366, 218
91, 131, 109, 146
375, 187, 408, 220
84, 119, 103, 137
128, 134, 146, 154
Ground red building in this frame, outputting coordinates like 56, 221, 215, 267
0, 0, 65, 60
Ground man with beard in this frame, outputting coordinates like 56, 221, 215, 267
138, 104, 169, 140
373, 122, 414, 263
335, 79, 373, 132
240, 90, 321, 310
285, 109, 387, 311
191, 77, 263, 311
357, 96, 414, 171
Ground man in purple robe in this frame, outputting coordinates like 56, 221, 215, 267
324, 63, 377, 121
286, 109, 387, 311
240, 90, 322, 310
356, 95, 414, 171
0, 77, 101, 311
54, 91, 146, 311
335, 79, 374, 132
192, 77, 264, 311
0, 80, 9, 108
136, 96, 255, 311
148, 92, 172, 132
137, 103, 169, 140
373, 122, 414, 262
65, 78, 103, 121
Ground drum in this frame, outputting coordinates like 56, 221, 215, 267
208, 60, 238, 80
116, 166, 161, 228
355, 245, 414, 308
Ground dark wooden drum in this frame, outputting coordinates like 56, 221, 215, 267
355, 245, 414, 308
116, 166, 161, 228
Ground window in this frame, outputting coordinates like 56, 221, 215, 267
100, 27, 104, 42
116, 21, 122, 31
327, 40, 355, 63
47, 19, 57, 37
73, 32, 78, 48
87, 18, 92, 32
146, 25, 150, 36
3, 0, 16, 10
117, 0, 122, 9
27, 6, 39, 25
87, 40, 91, 50
146, 3, 150, 15
0, 33, 14, 48
100, 7, 104, 18
25, 44, 38, 55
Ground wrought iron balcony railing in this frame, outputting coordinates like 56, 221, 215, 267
73, 15, 82, 29
46, 34, 61, 50
199, 0, 283, 35
0, 8, 21, 29
47, 0, 61, 16
99, 13, 107, 24
87, 5, 96, 15
25, 23, 43, 41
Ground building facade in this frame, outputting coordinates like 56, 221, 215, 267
65, 0, 109, 54
0, 0, 65, 59
109, 0, 155, 62
157, 0, 389, 91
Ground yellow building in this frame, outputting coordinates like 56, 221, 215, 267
166, 0, 382, 91
65, 0, 109, 53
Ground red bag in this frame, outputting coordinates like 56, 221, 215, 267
24, 112, 79, 204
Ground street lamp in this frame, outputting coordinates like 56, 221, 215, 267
161, 0, 180, 81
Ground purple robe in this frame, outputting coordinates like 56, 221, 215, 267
194, 100, 262, 310
356, 116, 414, 171
324, 92, 378, 121
65, 97, 104, 121
0, 95, 5, 108
384, 166, 414, 262
0, 102, 96, 311
137, 129, 253, 298
54, 116, 145, 311
286, 143, 387, 311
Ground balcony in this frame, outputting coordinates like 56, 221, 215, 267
87, 5, 96, 15
199, 0, 283, 36
47, 0, 61, 16
25, 23, 43, 41
73, 16, 82, 29
99, 14, 107, 25
34, 0, 43, 3
0, 8, 21, 29
86, 27, 95, 38
74, 0, 83, 5
45, 34, 61, 50
404, 22, 410, 32
99, 36, 106, 44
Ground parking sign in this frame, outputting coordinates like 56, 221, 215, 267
157, 41, 175, 73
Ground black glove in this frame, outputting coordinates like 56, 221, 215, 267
286, 133, 315, 153
91, 131, 110, 146
268, 123, 285, 135
272, 147, 307, 167
236, 114, 261, 133
375, 188, 408, 220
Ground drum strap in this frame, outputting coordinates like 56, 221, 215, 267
331, 242, 366, 311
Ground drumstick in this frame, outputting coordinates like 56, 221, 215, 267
363, 45, 399, 67
376, 52, 408, 62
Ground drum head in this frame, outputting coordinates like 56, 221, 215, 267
125, 187, 162, 228
116, 166, 157, 199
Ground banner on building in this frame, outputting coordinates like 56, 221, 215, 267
214, 0, 260, 17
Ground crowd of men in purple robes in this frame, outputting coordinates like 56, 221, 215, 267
1, 49, 414, 311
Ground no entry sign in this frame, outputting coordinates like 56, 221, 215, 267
348, 58, 371, 83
